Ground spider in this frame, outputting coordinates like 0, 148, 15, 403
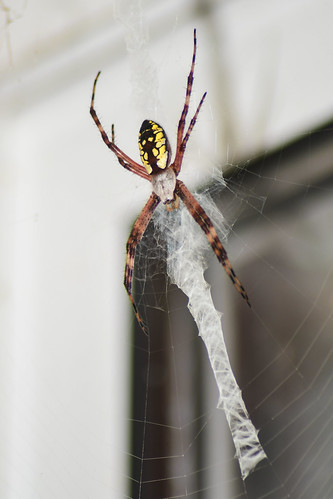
90, 29, 250, 335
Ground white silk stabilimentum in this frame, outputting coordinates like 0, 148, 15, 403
154, 188, 267, 480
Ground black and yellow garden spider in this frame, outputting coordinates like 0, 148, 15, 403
90, 29, 250, 334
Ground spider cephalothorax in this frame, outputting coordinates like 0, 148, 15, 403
90, 29, 250, 334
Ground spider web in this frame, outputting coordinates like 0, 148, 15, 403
127, 130, 333, 498
154, 175, 267, 480
3, 4, 333, 498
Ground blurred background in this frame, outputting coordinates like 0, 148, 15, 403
1, 0, 333, 498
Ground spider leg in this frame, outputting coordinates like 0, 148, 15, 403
173, 30, 207, 175
173, 29, 197, 173
90, 72, 151, 181
124, 193, 160, 334
175, 180, 251, 306
175, 91, 206, 173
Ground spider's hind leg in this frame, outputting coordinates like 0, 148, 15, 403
173, 29, 207, 175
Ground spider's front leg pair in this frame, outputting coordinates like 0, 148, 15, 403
90, 29, 250, 335
175, 181, 250, 304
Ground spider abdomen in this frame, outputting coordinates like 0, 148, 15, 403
138, 120, 171, 174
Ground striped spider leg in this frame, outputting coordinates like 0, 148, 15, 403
123, 193, 160, 334
175, 181, 250, 305
90, 29, 250, 335
90, 71, 151, 182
